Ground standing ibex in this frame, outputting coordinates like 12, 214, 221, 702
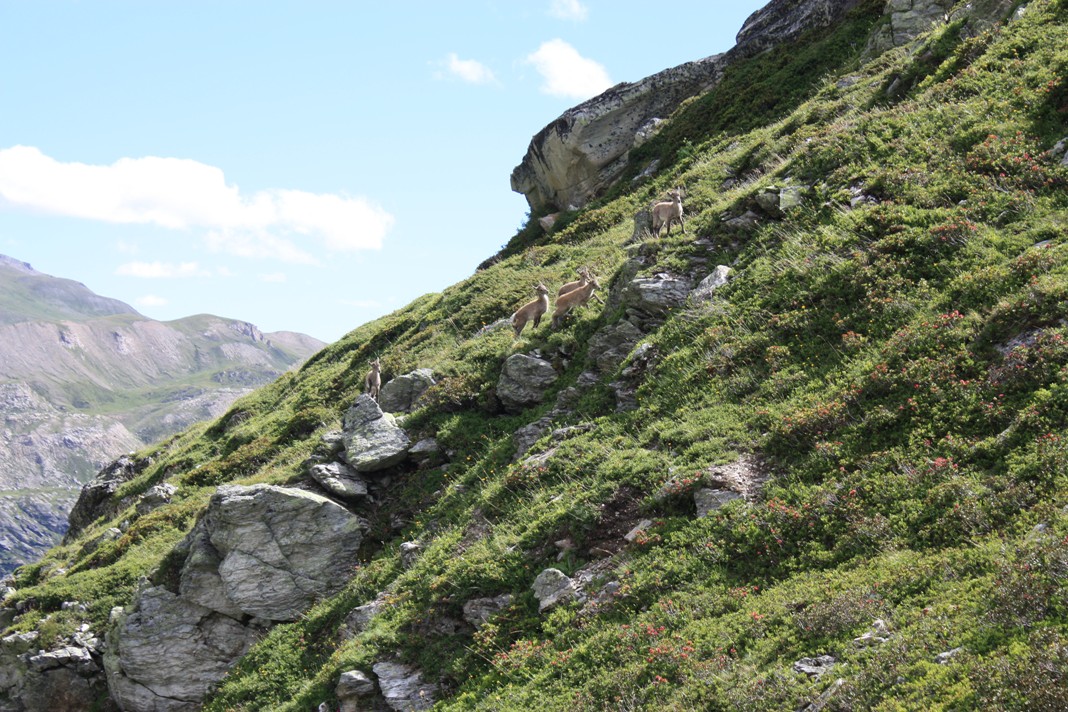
511, 283, 550, 338
651, 187, 685, 237
364, 358, 381, 401
557, 266, 592, 299
551, 275, 600, 329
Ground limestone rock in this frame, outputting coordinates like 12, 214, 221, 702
532, 568, 581, 612
723, 210, 763, 234
511, 56, 725, 214
866, 0, 1020, 56
497, 355, 558, 413
691, 266, 733, 303
342, 395, 412, 472
371, 662, 437, 711
462, 595, 513, 630
378, 369, 435, 414
399, 541, 422, 569
935, 647, 964, 664
624, 520, 654, 543
104, 587, 259, 712
308, 461, 368, 501
135, 483, 176, 516
336, 670, 377, 712
181, 484, 366, 622
854, 619, 892, 647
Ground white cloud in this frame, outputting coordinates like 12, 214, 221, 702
135, 294, 169, 307
525, 39, 612, 99
259, 272, 287, 283
115, 261, 209, 278
548, 0, 588, 21
0, 146, 395, 259
435, 53, 497, 84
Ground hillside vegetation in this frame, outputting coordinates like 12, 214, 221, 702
5, 0, 1068, 709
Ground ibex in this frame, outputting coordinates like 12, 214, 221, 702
551, 275, 600, 329
511, 283, 550, 338
557, 266, 592, 299
651, 187, 685, 237
364, 357, 381, 401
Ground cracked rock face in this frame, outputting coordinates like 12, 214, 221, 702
104, 485, 366, 711
182, 484, 366, 622
105, 587, 259, 712
497, 355, 558, 413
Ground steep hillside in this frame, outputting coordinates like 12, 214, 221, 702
0, 257, 325, 574
2, 0, 1067, 710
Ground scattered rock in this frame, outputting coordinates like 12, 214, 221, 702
341, 594, 389, 640
371, 661, 438, 712
723, 210, 763, 233
462, 595, 513, 629
136, 483, 177, 516
308, 461, 369, 501
624, 520, 654, 543
793, 655, 837, 678
854, 619, 892, 647
408, 438, 444, 468
694, 488, 743, 516
623, 273, 693, 323
337, 669, 377, 712
532, 568, 582, 612
378, 369, 436, 414
802, 677, 846, 712
935, 647, 964, 665
690, 266, 733, 303
399, 542, 422, 569
65, 455, 151, 542
588, 321, 645, 374
342, 395, 412, 472
497, 355, 558, 413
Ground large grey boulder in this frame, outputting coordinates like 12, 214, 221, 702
371, 662, 437, 711
342, 395, 412, 472
105, 587, 259, 712
497, 355, 558, 413
135, 483, 176, 516
867, 0, 1021, 56
378, 369, 435, 414
181, 484, 366, 622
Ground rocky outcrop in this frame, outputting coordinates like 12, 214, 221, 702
734, 0, 866, 59
867, 0, 1023, 56
308, 461, 369, 502
532, 568, 582, 612
104, 484, 366, 711
342, 396, 412, 472
510, 56, 725, 214
378, 369, 435, 414
497, 355, 558, 413
336, 670, 378, 712
0, 627, 113, 712
511, 0, 882, 215
690, 266, 733, 303
64, 456, 151, 543
462, 595, 513, 630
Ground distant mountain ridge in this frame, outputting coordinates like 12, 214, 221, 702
0, 254, 325, 572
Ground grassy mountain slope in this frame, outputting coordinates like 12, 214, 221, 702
6, 1, 1068, 709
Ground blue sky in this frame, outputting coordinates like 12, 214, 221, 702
0, 0, 767, 343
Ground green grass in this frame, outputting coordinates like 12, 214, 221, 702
6, 2, 1068, 710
